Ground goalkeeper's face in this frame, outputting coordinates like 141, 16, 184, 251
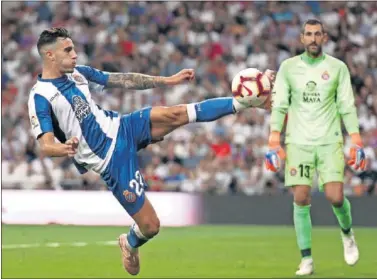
49, 38, 78, 74
300, 24, 327, 57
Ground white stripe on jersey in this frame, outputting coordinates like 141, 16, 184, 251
28, 68, 120, 174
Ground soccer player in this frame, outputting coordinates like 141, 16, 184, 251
28, 28, 274, 275
265, 19, 366, 276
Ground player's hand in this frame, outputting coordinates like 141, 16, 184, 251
65, 137, 79, 157
256, 94, 272, 111
265, 131, 286, 172
165, 69, 195, 85
347, 133, 366, 171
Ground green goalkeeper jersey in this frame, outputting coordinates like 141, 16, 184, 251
270, 52, 359, 145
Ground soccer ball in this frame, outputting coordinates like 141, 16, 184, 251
231, 68, 272, 107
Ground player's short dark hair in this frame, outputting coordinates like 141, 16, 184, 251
37, 27, 71, 55
301, 19, 325, 34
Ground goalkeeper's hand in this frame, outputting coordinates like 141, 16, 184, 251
265, 131, 286, 172
347, 133, 366, 171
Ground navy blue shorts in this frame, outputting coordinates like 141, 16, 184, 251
101, 107, 152, 216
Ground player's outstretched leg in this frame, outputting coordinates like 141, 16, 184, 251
148, 97, 250, 140
292, 185, 314, 276
324, 182, 359, 266
118, 197, 159, 275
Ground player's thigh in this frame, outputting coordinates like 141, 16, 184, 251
149, 105, 189, 139
126, 107, 153, 150
285, 143, 316, 187
316, 143, 345, 192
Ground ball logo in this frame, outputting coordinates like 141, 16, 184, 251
321, 71, 330, 80
123, 190, 136, 203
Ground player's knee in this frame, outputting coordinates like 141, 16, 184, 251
324, 183, 344, 206
168, 105, 188, 126
294, 192, 311, 206
325, 192, 344, 207
140, 217, 160, 238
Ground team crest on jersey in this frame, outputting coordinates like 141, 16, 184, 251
321, 71, 330, 80
123, 190, 136, 203
30, 115, 39, 129
72, 74, 84, 83
290, 168, 297, 176
72, 96, 91, 123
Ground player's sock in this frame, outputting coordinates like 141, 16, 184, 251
126, 224, 149, 251
332, 197, 352, 235
186, 97, 246, 123
294, 203, 312, 259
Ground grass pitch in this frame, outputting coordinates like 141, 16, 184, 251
2, 225, 377, 278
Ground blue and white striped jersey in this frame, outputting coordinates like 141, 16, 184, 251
28, 66, 120, 174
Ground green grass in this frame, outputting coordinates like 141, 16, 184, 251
2, 225, 377, 278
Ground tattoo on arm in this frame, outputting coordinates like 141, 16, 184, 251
107, 73, 166, 90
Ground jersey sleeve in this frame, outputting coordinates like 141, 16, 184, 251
336, 63, 360, 135
270, 61, 291, 132
28, 94, 53, 139
75, 65, 109, 86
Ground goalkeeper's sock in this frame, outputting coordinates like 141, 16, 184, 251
332, 197, 352, 235
294, 203, 313, 259
126, 224, 149, 250
186, 97, 246, 123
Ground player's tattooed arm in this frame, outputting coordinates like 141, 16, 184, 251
106, 73, 166, 90
106, 69, 195, 90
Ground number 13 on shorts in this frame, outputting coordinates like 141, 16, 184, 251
285, 144, 315, 186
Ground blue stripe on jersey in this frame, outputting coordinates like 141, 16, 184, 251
60, 81, 112, 159
96, 104, 119, 119
75, 66, 109, 86
34, 94, 53, 135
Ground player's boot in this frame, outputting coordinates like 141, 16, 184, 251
341, 229, 359, 266
295, 257, 314, 276
118, 233, 140, 275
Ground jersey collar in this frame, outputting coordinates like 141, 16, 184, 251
301, 51, 326, 65
38, 74, 68, 83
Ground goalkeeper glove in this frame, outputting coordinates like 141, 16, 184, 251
347, 133, 366, 171
265, 131, 286, 172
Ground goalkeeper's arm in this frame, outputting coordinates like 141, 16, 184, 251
265, 62, 290, 172
336, 63, 366, 170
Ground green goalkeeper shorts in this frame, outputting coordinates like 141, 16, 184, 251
285, 143, 345, 191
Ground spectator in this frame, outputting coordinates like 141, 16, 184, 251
1, 1, 376, 195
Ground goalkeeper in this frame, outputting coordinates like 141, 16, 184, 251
265, 19, 366, 276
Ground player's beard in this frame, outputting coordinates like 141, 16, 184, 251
62, 66, 75, 74
306, 43, 322, 57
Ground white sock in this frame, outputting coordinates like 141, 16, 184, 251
186, 103, 197, 123
232, 98, 247, 113
132, 223, 148, 240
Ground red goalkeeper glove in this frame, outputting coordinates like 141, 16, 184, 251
265, 131, 286, 172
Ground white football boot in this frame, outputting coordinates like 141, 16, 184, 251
341, 229, 359, 266
295, 257, 314, 276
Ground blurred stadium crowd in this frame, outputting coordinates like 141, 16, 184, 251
2, 1, 377, 196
